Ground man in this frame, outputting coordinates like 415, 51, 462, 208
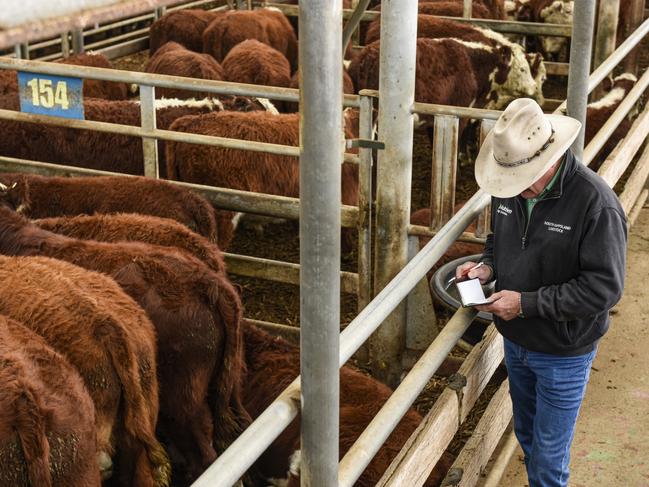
456, 98, 627, 487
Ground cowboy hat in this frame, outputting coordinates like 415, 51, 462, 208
475, 98, 581, 198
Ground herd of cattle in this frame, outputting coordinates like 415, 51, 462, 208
0, 1, 643, 486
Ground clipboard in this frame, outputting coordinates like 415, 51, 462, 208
456, 278, 493, 307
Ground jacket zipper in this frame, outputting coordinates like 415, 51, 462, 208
516, 193, 561, 250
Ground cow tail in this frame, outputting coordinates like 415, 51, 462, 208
206, 277, 251, 453
96, 320, 171, 487
7, 360, 53, 487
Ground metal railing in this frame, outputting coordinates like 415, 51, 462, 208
192, 14, 649, 487
1, 7, 648, 487
0, 56, 368, 338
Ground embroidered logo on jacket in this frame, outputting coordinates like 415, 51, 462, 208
497, 204, 512, 216
544, 221, 572, 233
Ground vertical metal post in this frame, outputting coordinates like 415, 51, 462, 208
357, 94, 374, 313
139, 85, 159, 179
61, 33, 71, 58
593, 0, 620, 70
71, 29, 84, 54
354, 93, 375, 365
476, 119, 495, 238
299, 0, 342, 485
623, 0, 645, 74
403, 234, 438, 370
370, 0, 418, 386
14, 43, 29, 59
463, 0, 473, 18
154, 6, 167, 20
430, 115, 459, 229
566, 0, 596, 160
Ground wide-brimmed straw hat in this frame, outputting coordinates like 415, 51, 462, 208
475, 98, 581, 198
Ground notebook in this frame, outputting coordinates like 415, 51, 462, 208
456, 278, 493, 307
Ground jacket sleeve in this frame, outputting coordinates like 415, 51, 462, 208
521, 207, 627, 320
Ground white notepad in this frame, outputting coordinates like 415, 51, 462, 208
456, 278, 493, 307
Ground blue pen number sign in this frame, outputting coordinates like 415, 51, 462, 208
18, 72, 84, 119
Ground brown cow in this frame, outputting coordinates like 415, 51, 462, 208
202, 8, 298, 71
242, 324, 456, 486
423, 0, 506, 19
145, 41, 225, 99
0, 315, 100, 487
0, 197, 248, 484
35, 212, 226, 274
0, 97, 228, 177
513, 0, 573, 60
0, 174, 219, 244
584, 73, 637, 171
360, 17, 539, 109
222, 39, 292, 89
166, 110, 359, 249
149, 9, 221, 55
0, 53, 129, 100
0, 256, 168, 487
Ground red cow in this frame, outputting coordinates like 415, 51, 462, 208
0, 256, 168, 487
144, 41, 225, 99
149, 9, 221, 55
242, 323, 456, 486
0, 315, 100, 487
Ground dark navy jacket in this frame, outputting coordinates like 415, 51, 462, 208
481, 150, 627, 356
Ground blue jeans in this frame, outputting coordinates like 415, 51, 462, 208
503, 338, 596, 487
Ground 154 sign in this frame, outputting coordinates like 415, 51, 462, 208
18, 72, 84, 119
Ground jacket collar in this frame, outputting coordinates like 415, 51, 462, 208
545, 149, 578, 199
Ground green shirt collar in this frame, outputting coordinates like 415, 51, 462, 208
526, 158, 565, 214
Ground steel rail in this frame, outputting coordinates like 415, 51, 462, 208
0, 108, 360, 164
191, 190, 490, 486
0, 57, 361, 107
0, 155, 360, 227
266, 3, 572, 36
555, 16, 649, 114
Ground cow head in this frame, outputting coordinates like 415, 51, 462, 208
526, 52, 547, 106
539, 1, 573, 59
0, 178, 29, 214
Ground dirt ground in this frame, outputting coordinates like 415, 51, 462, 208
499, 207, 649, 487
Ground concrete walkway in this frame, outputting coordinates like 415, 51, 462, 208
501, 207, 649, 487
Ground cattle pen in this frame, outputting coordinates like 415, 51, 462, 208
1, 0, 649, 486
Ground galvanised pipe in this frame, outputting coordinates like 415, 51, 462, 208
582, 66, 649, 167
339, 190, 490, 366
566, 0, 597, 159
338, 307, 479, 487
370, 0, 419, 386
342, 0, 371, 55
0, 107, 359, 164
555, 17, 649, 114
190, 190, 488, 486
0, 58, 362, 107
267, 3, 573, 36
0, 155, 360, 227
299, 0, 343, 484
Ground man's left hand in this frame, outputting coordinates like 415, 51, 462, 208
475, 290, 521, 321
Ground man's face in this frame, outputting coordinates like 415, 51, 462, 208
519, 158, 562, 199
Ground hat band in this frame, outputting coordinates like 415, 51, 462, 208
493, 127, 556, 168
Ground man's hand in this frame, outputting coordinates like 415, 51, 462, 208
455, 261, 492, 285
475, 290, 521, 321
